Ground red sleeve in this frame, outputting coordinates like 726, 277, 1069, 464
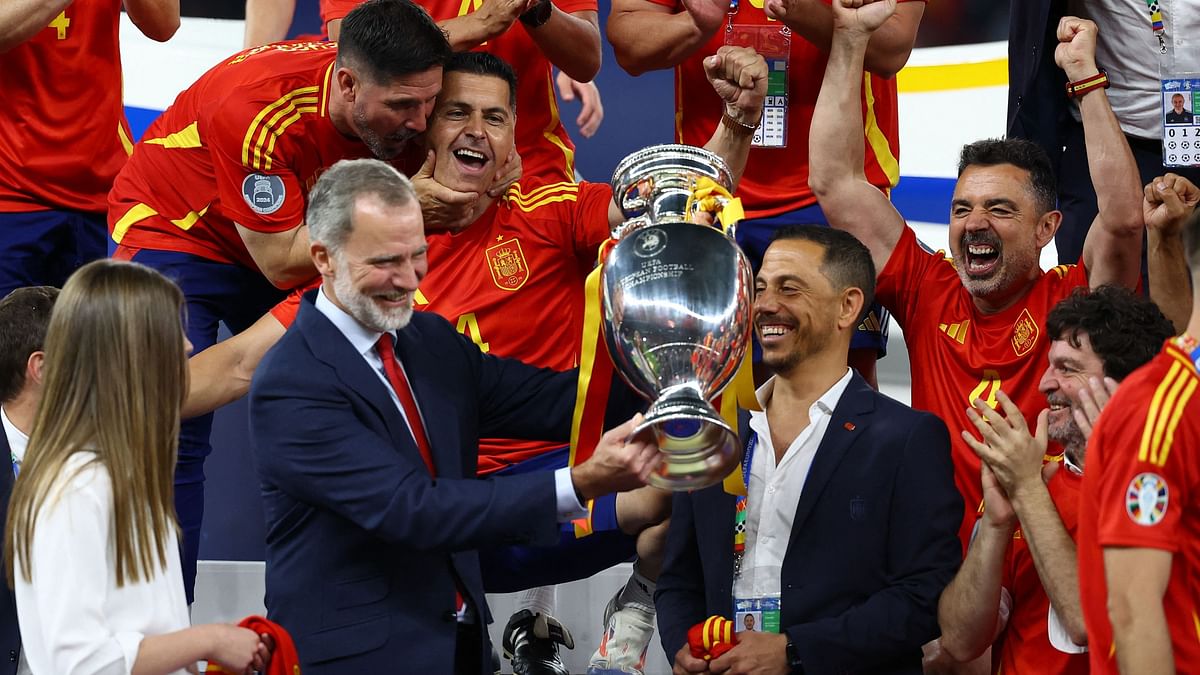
1091, 375, 1193, 553
207, 91, 308, 235
321, 0, 360, 24
270, 279, 320, 328
572, 182, 616, 259
873, 225, 943, 327
554, 0, 598, 15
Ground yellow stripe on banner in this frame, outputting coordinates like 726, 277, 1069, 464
897, 58, 1009, 93
507, 181, 578, 205
1157, 378, 1197, 467
1139, 363, 1182, 463
111, 203, 159, 243
511, 193, 579, 213
542, 76, 576, 181
569, 261, 607, 537
145, 121, 202, 149
117, 123, 134, 156
862, 74, 900, 188
721, 348, 761, 497
241, 87, 319, 169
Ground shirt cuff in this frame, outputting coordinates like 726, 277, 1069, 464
554, 467, 588, 522
113, 631, 145, 675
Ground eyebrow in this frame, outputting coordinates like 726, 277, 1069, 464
754, 273, 807, 287
365, 246, 427, 265
951, 197, 1020, 210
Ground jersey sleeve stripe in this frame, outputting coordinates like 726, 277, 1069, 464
1148, 367, 1192, 465
319, 63, 334, 118
144, 121, 203, 149
251, 97, 319, 171
1139, 362, 1183, 463
1155, 377, 1197, 467
241, 86, 320, 170
111, 203, 160, 243
118, 123, 134, 156
261, 106, 319, 170
512, 193, 579, 213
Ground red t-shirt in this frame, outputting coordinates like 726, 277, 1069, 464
322, 0, 589, 183
270, 179, 613, 473
994, 468, 1088, 675
649, 0, 919, 219
1077, 339, 1200, 674
876, 226, 1089, 548
0, 0, 133, 213
108, 43, 376, 275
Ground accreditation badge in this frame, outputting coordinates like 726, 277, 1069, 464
1162, 76, 1200, 168
724, 24, 790, 148
733, 595, 781, 634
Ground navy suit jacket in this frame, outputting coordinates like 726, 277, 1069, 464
1007, 0, 1071, 159
655, 374, 963, 674
250, 292, 592, 674
0, 427, 18, 674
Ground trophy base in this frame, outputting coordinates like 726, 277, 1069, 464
637, 403, 741, 491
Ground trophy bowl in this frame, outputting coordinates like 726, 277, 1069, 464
603, 144, 753, 490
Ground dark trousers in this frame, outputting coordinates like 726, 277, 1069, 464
455, 622, 484, 675
1055, 118, 1200, 265
0, 209, 106, 298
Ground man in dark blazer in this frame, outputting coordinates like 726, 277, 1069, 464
0, 286, 59, 675
656, 226, 963, 674
248, 158, 658, 674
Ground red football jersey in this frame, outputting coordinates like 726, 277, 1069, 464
994, 468, 1088, 675
876, 226, 1089, 548
269, 180, 613, 473
322, 0, 588, 183
0, 0, 133, 213
1077, 339, 1200, 674
648, 0, 919, 219
108, 43, 376, 274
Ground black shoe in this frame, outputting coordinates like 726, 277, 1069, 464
501, 609, 575, 675
492, 646, 502, 675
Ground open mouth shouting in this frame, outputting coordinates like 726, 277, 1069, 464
451, 144, 492, 176
961, 233, 1002, 278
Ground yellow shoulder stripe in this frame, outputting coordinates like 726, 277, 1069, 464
507, 181, 578, 204
1138, 361, 1198, 466
241, 86, 320, 171
511, 192, 579, 213
145, 121, 202, 149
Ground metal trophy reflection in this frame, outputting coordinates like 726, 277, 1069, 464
602, 144, 753, 490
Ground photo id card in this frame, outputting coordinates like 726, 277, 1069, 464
734, 595, 781, 634
1162, 77, 1200, 168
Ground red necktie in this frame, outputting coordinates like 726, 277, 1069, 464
376, 334, 468, 617
375, 334, 435, 476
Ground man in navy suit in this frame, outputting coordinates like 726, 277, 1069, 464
655, 226, 963, 674
248, 158, 661, 674
0, 286, 58, 675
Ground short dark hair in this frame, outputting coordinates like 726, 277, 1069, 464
958, 138, 1057, 215
1046, 285, 1175, 381
767, 225, 876, 322
337, 0, 451, 83
0, 287, 59, 403
444, 51, 518, 113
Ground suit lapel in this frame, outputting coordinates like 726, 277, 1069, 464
0, 427, 12, 509
296, 296, 421, 464
785, 374, 876, 539
393, 321, 462, 479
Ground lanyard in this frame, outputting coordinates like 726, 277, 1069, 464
1144, 0, 1169, 55
10, 451, 18, 479
732, 434, 757, 578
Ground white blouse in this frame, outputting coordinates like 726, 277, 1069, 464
14, 452, 191, 675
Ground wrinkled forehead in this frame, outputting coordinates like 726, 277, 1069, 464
953, 163, 1039, 205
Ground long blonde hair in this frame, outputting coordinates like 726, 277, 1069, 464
6, 260, 188, 587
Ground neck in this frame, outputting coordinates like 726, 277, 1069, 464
971, 274, 1040, 315
3, 391, 36, 436
327, 91, 354, 138
769, 349, 849, 410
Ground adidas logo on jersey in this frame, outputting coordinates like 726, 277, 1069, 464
939, 320, 969, 345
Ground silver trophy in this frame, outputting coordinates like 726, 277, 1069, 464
603, 144, 753, 490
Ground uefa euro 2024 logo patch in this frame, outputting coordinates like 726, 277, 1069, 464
1126, 473, 1169, 526
242, 173, 286, 215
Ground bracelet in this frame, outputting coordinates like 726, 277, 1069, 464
721, 111, 759, 138
1065, 69, 1110, 99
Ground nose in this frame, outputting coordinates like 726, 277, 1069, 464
392, 260, 421, 291
963, 208, 990, 231
753, 287, 779, 315
1037, 365, 1056, 396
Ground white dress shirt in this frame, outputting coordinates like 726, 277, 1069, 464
1, 407, 28, 466
734, 369, 853, 600
314, 287, 587, 521
14, 452, 191, 675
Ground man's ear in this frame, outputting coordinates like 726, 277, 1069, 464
1036, 209, 1063, 249
336, 67, 358, 103
26, 351, 45, 388
312, 243, 334, 278
839, 288, 865, 331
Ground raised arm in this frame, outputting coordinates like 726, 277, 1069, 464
0, 0, 72, 52
184, 310, 288, 418
236, 223, 314, 289
330, 0, 529, 48
1144, 174, 1199, 333
764, 0, 923, 77
808, 0, 906, 275
243, 0, 295, 47
1059, 18, 1144, 289
123, 0, 181, 42
525, 8, 602, 83
606, 0, 727, 76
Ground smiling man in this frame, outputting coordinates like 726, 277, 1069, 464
809, 0, 1145, 549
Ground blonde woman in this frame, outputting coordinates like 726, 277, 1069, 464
5, 260, 270, 675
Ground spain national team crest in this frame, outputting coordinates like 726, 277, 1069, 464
1011, 308, 1039, 356
1126, 472, 1169, 526
485, 237, 529, 291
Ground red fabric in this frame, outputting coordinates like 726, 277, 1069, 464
1077, 340, 1200, 674
322, 0, 590, 182
875, 226, 1089, 550
0, 0, 131, 213
661, 0, 921, 219
994, 469, 1088, 675
206, 615, 300, 674
376, 334, 437, 475
108, 44, 378, 272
